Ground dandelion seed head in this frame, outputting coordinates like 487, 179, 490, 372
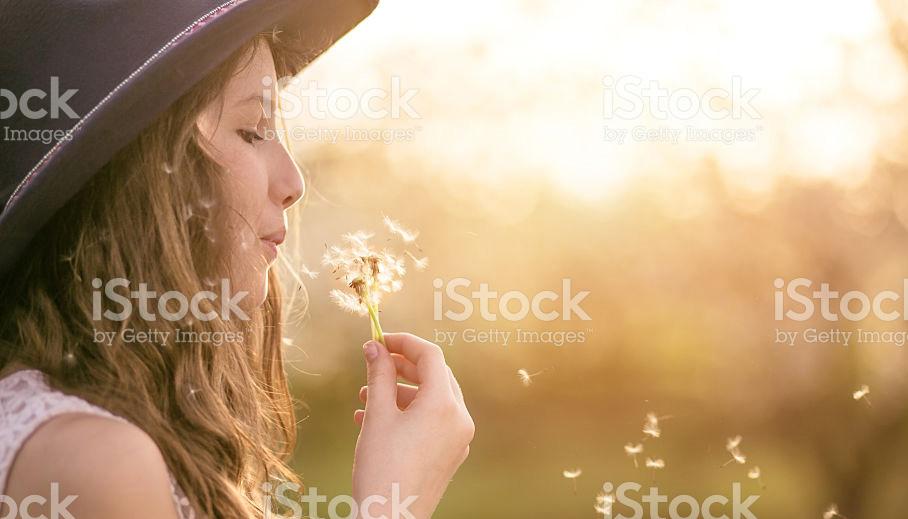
853, 384, 870, 400
329, 289, 368, 316
748, 466, 761, 479
823, 504, 840, 519
726, 435, 743, 451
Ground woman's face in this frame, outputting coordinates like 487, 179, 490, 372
196, 43, 303, 307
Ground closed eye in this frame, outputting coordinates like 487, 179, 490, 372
237, 128, 265, 145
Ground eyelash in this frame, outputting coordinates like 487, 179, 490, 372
237, 128, 264, 145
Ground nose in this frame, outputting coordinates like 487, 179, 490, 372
267, 138, 304, 209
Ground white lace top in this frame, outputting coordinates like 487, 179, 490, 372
0, 369, 195, 518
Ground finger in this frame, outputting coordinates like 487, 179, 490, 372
353, 409, 365, 426
383, 333, 450, 396
391, 353, 420, 384
447, 366, 465, 406
362, 340, 398, 413
359, 383, 419, 409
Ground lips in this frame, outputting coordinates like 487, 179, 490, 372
260, 228, 286, 247
260, 229, 285, 261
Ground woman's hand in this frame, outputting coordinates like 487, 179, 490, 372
352, 332, 474, 519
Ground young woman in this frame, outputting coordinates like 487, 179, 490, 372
0, 2, 474, 518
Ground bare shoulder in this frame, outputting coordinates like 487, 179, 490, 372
3, 413, 180, 519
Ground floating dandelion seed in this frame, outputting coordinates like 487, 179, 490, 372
852, 384, 872, 407
383, 215, 419, 243
624, 443, 644, 468
188, 387, 200, 398
722, 436, 747, 467
748, 466, 765, 488
404, 250, 429, 271
562, 468, 582, 494
299, 264, 319, 279
181, 204, 195, 221
517, 368, 545, 387
198, 195, 216, 209
323, 230, 411, 344
645, 458, 665, 481
63, 352, 76, 365
594, 492, 614, 517
823, 504, 846, 519
643, 412, 661, 439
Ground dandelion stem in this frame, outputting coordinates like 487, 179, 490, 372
365, 299, 385, 345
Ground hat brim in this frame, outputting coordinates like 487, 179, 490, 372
0, 0, 377, 276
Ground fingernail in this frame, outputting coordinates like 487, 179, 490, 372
363, 341, 378, 362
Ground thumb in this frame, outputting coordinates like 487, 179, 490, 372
363, 340, 396, 412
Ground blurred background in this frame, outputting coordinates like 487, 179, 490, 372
275, 0, 908, 517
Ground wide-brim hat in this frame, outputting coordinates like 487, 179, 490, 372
0, 0, 377, 276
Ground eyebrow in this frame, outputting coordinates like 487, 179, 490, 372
235, 94, 264, 107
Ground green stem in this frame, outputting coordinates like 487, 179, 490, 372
365, 300, 384, 345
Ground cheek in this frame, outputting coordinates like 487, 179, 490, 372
216, 144, 270, 224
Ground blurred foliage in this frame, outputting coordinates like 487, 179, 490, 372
274, 1, 908, 517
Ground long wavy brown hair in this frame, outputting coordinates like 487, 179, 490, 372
0, 31, 312, 518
